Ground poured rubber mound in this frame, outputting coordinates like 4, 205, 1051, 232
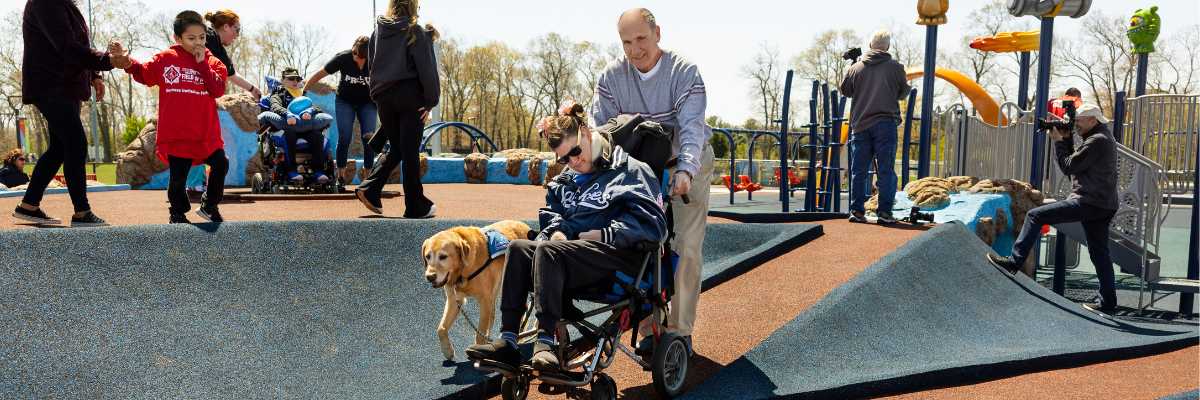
684, 221, 1198, 400
0, 220, 816, 399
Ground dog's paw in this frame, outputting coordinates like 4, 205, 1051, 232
441, 340, 456, 360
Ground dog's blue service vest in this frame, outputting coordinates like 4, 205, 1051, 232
459, 228, 511, 285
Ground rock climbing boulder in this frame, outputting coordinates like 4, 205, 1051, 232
976, 217, 997, 246
115, 117, 169, 189
464, 153, 488, 184
968, 179, 1044, 238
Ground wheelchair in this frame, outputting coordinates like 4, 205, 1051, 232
250, 122, 339, 195
473, 116, 689, 400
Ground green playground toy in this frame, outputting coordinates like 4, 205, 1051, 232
1127, 5, 1160, 54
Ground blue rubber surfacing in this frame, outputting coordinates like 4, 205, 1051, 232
0, 219, 817, 399
684, 221, 1198, 400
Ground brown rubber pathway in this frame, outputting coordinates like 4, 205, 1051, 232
3, 185, 1194, 399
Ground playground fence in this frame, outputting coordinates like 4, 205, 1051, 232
1119, 94, 1198, 195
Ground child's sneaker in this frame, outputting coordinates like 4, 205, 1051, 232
287, 171, 304, 181
12, 205, 61, 224
70, 212, 109, 228
313, 172, 329, 182
196, 206, 224, 222
169, 213, 191, 224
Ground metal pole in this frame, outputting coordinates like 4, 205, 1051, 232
1112, 91, 1126, 144
805, 81, 819, 212
820, 83, 832, 211
779, 71, 794, 213
1018, 51, 1031, 111
1134, 53, 1148, 97
902, 88, 917, 187
832, 93, 846, 213
1030, 16, 1055, 191
1053, 231, 1066, 295
1182, 143, 1198, 315
87, 0, 99, 162
918, 25, 937, 178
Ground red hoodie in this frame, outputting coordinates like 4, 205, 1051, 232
125, 44, 227, 164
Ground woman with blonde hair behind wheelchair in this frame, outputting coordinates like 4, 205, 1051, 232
465, 100, 667, 372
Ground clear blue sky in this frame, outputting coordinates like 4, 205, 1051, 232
9, 0, 1199, 122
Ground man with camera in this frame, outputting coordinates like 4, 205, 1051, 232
988, 103, 1121, 313
840, 29, 912, 224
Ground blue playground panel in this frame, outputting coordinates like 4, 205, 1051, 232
0, 220, 816, 399
884, 191, 1015, 255
0, 184, 130, 198
684, 222, 1197, 400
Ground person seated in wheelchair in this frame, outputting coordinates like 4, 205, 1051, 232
466, 101, 667, 372
257, 66, 334, 182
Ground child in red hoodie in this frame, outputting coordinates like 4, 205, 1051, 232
118, 11, 229, 223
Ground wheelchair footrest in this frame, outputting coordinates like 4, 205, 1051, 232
473, 359, 521, 379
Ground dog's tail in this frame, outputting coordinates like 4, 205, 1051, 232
526, 230, 539, 240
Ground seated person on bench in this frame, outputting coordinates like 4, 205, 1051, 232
257, 67, 333, 181
466, 101, 667, 371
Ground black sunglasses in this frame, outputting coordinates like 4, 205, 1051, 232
16, 157, 26, 161
284, 76, 302, 82
556, 145, 581, 165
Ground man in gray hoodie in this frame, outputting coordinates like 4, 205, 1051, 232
840, 28, 912, 224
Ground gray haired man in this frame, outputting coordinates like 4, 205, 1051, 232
591, 7, 713, 356
840, 28, 911, 224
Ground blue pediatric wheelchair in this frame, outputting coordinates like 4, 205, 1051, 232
250, 77, 338, 195
474, 116, 691, 400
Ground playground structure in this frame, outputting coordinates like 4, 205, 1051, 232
714, 2, 1196, 316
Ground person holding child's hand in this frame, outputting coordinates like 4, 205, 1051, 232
13, 0, 131, 227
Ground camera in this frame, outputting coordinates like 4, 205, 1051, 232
842, 47, 862, 63
909, 206, 935, 224
1037, 99, 1075, 132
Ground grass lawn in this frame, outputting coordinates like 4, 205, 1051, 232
22, 163, 118, 185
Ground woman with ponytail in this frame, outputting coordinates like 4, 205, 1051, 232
464, 100, 667, 372
355, 0, 439, 218
203, 9, 262, 100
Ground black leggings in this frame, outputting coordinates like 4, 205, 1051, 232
167, 148, 228, 215
22, 96, 91, 213
360, 79, 432, 217
283, 130, 326, 171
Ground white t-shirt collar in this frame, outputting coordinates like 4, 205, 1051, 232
637, 54, 664, 81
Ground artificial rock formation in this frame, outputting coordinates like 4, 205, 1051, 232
544, 159, 567, 188
216, 94, 262, 133
115, 117, 169, 189
995, 208, 1008, 237
967, 179, 1043, 238
505, 154, 529, 177
527, 156, 543, 185
464, 153, 489, 184
976, 217, 997, 246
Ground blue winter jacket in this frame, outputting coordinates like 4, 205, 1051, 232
536, 142, 668, 250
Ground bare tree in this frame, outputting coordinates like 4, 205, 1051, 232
1057, 10, 1137, 115
792, 29, 862, 90
742, 42, 782, 135
1149, 24, 1200, 95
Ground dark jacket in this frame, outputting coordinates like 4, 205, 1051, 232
537, 141, 668, 250
1055, 123, 1119, 210
268, 86, 324, 118
22, 0, 114, 103
368, 17, 440, 109
839, 49, 911, 132
0, 164, 29, 188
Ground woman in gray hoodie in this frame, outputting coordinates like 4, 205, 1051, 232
355, 0, 440, 218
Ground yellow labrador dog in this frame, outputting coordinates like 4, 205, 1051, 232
423, 220, 533, 360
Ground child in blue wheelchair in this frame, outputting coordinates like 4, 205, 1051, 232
257, 67, 334, 182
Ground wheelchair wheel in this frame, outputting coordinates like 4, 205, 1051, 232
589, 373, 616, 400
252, 173, 264, 194
500, 375, 529, 400
651, 333, 689, 398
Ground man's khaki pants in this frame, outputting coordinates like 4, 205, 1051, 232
641, 145, 713, 338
